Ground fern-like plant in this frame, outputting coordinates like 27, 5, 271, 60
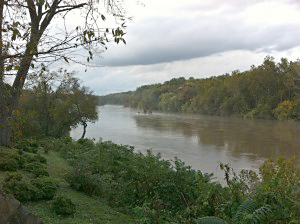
233, 199, 272, 224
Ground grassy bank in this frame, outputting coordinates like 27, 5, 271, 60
1, 138, 300, 223
0, 142, 135, 224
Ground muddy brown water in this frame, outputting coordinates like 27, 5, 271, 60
71, 105, 300, 181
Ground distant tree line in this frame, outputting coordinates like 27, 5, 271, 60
99, 57, 300, 120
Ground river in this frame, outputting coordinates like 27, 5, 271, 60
71, 105, 300, 180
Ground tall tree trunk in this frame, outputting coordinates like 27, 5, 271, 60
0, 44, 36, 146
0, 2, 42, 146
0, 118, 12, 146
0, 47, 35, 146
0, 0, 11, 146
81, 122, 87, 139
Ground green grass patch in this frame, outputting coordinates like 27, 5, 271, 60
0, 146, 135, 224
26, 187, 134, 224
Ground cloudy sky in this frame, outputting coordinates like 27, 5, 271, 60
74, 0, 300, 95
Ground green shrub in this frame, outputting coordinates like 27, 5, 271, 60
2, 173, 36, 202
31, 177, 58, 200
24, 161, 49, 177
67, 141, 215, 218
76, 138, 94, 147
292, 99, 300, 120
38, 137, 71, 152
33, 154, 47, 164
2, 173, 57, 202
273, 100, 294, 120
12, 153, 27, 169
0, 150, 47, 173
67, 165, 102, 196
0, 158, 19, 171
15, 139, 39, 153
52, 196, 76, 216
0, 151, 26, 171
245, 103, 273, 119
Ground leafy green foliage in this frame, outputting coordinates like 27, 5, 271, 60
2, 173, 34, 202
0, 143, 57, 203
24, 161, 49, 177
0, 147, 47, 173
31, 176, 58, 200
2, 173, 57, 202
16, 70, 98, 139
218, 157, 300, 223
61, 140, 221, 222
233, 200, 272, 224
1, 138, 299, 223
52, 196, 76, 216
28, 138, 293, 223
273, 100, 294, 120
0, 139, 134, 223
0, 157, 19, 171
15, 139, 39, 153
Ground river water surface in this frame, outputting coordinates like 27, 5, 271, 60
71, 105, 300, 180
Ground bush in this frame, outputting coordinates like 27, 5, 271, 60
31, 177, 58, 200
33, 154, 47, 164
67, 164, 102, 196
76, 138, 95, 147
0, 158, 19, 171
66, 141, 213, 216
2, 173, 57, 202
15, 139, 39, 153
273, 100, 294, 120
24, 162, 49, 177
2, 173, 36, 202
292, 99, 300, 120
52, 196, 76, 216
0, 151, 25, 171
0, 150, 47, 173
38, 137, 73, 153
245, 104, 273, 119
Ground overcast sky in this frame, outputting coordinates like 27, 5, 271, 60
73, 0, 300, 95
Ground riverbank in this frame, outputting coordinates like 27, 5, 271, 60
0, 140, 135, 224
0, 138, 299, 223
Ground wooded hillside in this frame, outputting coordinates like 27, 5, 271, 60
99, 57, 300, 120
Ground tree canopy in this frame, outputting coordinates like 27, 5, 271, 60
14, 69, 98, 140
100, 57, 300, 120
0, 0, 128, 145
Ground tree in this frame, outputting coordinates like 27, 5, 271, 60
57, 77, 98, 139
0, 0, 127, 146
17, 69, 98, 139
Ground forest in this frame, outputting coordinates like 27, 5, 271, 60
99, 57, 300, 121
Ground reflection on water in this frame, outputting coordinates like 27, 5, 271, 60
134, 114, 300, 159
71, 105, 300, 180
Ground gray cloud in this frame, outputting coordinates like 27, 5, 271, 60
73, 44, 300, 96
78, 49, 294, 95
92, 0, 300, 67
64, 0, 300, 96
